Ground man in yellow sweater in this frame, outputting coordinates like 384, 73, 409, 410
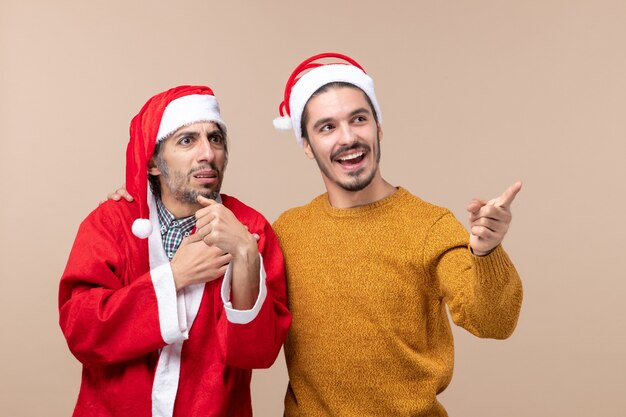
271, 53, 523, 416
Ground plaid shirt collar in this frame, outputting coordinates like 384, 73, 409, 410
156, 198, 197, 259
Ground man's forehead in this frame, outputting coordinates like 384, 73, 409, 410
171, 121, 221, 136
306, 87, 372, 118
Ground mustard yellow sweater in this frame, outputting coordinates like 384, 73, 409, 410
273, 187, 522, 417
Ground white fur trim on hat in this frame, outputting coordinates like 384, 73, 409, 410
132, 218, 153, 239
157, 94, 226, 142
288, 64, 383, 147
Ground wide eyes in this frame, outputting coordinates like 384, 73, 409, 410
176, 132, 224, 146
208, 133, 224, 144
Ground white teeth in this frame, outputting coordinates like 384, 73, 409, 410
337, 152, 364, 161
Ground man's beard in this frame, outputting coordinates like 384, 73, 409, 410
156, 158, 222, 204
310, 135, 381, 192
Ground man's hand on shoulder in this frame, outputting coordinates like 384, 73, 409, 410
467, 181, 522, 256
102, 185, 134, 204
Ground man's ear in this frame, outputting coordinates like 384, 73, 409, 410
377, 123, 383, 142
148, 157, 160, 176
302, 138, 315, 160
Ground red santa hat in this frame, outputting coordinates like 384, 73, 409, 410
273, 52, 383, 147
127, 85, 226, 239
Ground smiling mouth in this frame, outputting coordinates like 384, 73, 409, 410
335, 151, 366, 166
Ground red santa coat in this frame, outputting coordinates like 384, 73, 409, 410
59, 193, 290, 417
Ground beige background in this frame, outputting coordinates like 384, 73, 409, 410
1, 1, 625, 416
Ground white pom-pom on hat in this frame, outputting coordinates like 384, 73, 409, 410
132, 218, 153, 239
273, 116, 293, 131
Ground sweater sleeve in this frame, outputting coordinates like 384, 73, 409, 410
216, 218, 291, 369
423, 212, 523, 339
58, 209, 179, 366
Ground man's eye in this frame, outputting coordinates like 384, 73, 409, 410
320, 124, 334, 132
209, 135, 224, 144
354, 116, 366, 123
179, 137, 192, 145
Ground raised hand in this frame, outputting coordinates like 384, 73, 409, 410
195, 196, 259, 257
467, 181, 522, 256
195, 196, 260, 309
170, 232, 233, 291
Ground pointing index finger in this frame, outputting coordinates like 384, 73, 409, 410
495, 181, 523, 208
197, 195, 217, 207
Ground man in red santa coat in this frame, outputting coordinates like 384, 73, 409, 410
59, 85, 291, 417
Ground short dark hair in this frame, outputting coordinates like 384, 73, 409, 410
148, 140, 164, 200
147, 124, 228, 200
300, 82, 379, 141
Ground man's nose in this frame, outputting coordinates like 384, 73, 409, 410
338, 122, 357, 146
196, 139, 215, 163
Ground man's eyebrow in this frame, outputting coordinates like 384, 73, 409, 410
173, 129, 199, 139
349, 107, 371, 117
312, 107, 372, 130
312, 117, 334, 130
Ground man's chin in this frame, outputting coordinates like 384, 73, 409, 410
179, 188, 220, 204
336, 170, 376, 192
199, 190, 220, 200
340, 182, 370, 192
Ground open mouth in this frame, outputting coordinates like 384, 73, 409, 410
335, 150, 366, 167
192, 169, 218, 183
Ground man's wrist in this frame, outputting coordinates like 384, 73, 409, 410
170, 262, 187, 291
232, 236, 259, 262
471, 246, 495, 257
229, 249, 261, 310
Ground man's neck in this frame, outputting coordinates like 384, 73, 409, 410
325, 176, 397, 209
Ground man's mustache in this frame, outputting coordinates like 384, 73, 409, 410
331, 142, 370, 160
